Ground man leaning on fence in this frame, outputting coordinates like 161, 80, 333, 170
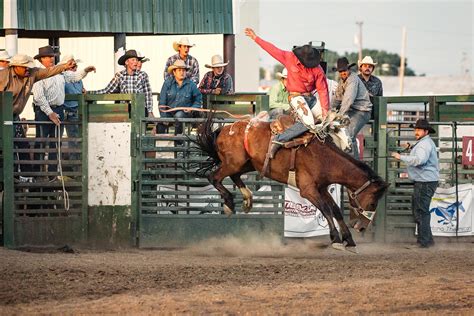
332, 57, 372, 160
391, 119, 439, 248
89, 49, 154, 119
0, 53, 78, 177
32, 46, 95, 181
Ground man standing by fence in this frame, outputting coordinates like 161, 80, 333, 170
392, 119, 439, 248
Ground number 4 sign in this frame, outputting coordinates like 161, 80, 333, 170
462, 137, 474, 165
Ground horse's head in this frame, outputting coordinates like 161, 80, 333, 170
348, 177, 389, 232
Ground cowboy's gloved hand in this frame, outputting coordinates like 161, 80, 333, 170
391, 152, 401, 160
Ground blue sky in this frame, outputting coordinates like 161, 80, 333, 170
256, 0, 473, 76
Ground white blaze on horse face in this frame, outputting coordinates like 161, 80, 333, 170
289, 96, 315, 128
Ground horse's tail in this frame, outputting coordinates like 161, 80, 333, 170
194, 111, 222, 177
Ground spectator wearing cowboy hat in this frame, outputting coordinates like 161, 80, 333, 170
0, 50, 11, 70
157, 59, 202, 138
268, 67, 290, 120
32, 46, 96, 178
90, 49, 154, 118
392, 119, 439, 248
198, 54, 234, 96
61, 54, 86, 171
0, 53, 77, 177
164, 37, 200, 85
358, 56, 383, 97
245, 27, 329, 159
332, 57, 372, 159
0, 53, 77, 116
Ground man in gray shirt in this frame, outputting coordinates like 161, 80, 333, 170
331, 57, 372, 159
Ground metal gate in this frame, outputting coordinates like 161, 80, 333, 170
134, 113, 286, 248
1, 93, 88, 248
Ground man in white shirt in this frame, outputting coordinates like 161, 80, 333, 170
32, 46, 95, 178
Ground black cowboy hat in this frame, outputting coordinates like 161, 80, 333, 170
333, 57, 357, 72
118, 49, 143, 66
34, 45, 57, 60
410, 119, 436, 134
292, 43, 321, 68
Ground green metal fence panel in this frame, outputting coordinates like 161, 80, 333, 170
1, 93, 14, 247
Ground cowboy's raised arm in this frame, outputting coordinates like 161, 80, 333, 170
245, 28, 290, 66
33, 59, 77, 81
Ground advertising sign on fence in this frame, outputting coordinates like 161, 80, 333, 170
462, 136, 474, 166
284, 184, 341, 237
430, 184, 474, 236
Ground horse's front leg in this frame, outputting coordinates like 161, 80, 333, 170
320, 189, 358, 253
299, 185, 342, 246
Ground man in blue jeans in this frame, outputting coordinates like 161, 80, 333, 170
158, 59, 202, 139
331, 57, 372, 159
62, 55, 85, 172
392, 119, 439, 248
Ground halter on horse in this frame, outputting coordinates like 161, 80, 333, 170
194, 112, 389, 252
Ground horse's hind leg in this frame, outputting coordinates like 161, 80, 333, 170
320, 189, 357, 252
230, 162, 255, 213
299, 185, 342, 246
208, 167, 235, 216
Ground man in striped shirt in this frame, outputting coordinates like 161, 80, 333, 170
32, 46, 96, 176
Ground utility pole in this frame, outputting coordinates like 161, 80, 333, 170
356, 21, 363, 62
399, 26, 407, 96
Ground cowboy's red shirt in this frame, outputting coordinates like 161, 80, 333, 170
255, 36, 329, 112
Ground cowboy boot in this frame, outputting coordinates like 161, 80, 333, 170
269, 141, 283, 159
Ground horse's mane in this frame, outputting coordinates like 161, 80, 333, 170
323, 137, 386, 186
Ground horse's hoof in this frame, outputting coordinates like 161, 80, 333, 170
331, 243, 345, 251
345, 246, 359, 254
223, 205, 233, 217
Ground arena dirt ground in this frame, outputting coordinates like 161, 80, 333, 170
0, 235, 473, 315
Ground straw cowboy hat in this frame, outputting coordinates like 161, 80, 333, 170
205, 55, 228, 68
292, 43, 320, 68
167, 59, 189, 74
334, 57, 356, 72
410, 119, 436, 134
9, 54, 35, 68
0, 50, 11, 62
34, 45, 57, 60
358, 56, 378, 68
58, 54, 83, 65
173, 37, 195, 51
276, 68, 288, 79
117, 49, 143, 66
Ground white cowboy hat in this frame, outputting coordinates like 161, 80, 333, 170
276, 68, 288, 79
358, 56, 378, 67
137, 51, 150, 63
9, 54, 35, 68
205, 55, 228, 68
167, 59, 189, 74
0, 50, 11, 62
173, 37, 195, 51
58, 54, 83, 65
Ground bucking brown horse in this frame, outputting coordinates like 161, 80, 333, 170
194, 112, 389, 251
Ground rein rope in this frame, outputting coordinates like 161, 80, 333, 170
158, 105, 253, 119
